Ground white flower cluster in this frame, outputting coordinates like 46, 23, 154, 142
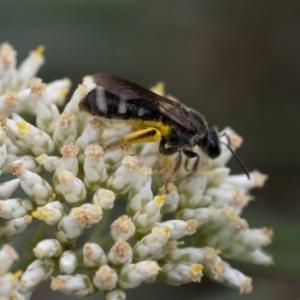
0, 43, 273, 299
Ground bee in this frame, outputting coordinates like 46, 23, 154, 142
79, 73, 249, 181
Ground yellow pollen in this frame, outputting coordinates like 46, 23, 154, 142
58, 170, 75, 183
35, 45, 45, 54
189, 264, 204, 282
191, 264, 203, 272
13, 270, 22, 280
78, 84, 88, 96
152, 82, 165, 95
16, 121, 31, 132
36, 154, 48, 165
32, 210, 43, 218
154, 194, 165, 206
59, 88, 69, 98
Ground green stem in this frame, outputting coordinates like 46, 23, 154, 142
76, 209, 113, 261
88, 209, 112, 243
11, 222, 48, 272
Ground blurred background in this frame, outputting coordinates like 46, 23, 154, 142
1, 0, 299, 299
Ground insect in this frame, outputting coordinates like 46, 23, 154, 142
79, 73, 249, 182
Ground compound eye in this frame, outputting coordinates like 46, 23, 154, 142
207, 137, 221, 158
199, 125, 221, 159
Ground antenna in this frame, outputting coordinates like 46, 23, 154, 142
219, 137, 250, 180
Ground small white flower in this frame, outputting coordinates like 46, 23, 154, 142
54, 170, 86, 206
107, 156, 141, 195
156, 219, 199, 240
18, 46, 45, 89
133, 227, 170, 261
93, 188, 116, 210
93, 265, 118, 290
0, 178, 19, 199
10, 162, 55, 206
108, 239, 133, 266
118, 261, 160, 289
31, 201, 64, 225
110, 215, 135, 241
0, 215, 32, 243
0, 144, 7, 175
83, 243, 108, 269
159, 263, 203, 285
0, 245, 19, 275
53, 112, 78, 148
59, 251, 77, 274
53, 143, 79, 177
76, 118, 103, 162
33, 239, 62, 258
104, 289, 126, 300
161, 183, 179, 213
50, 274, 96, 297
56, 204, 102, 243
0, 198, 33, 219
133, 194, 165, 234
84, 144, 108, 191
16, 121, 55, 155
208, 261, 252, 294
20, 258, 55, 293
0, 271, 22, 298
0, 43, 273, 298
35, 154, 60, 173
222, 227, 273, 258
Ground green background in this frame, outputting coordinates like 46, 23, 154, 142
1, 1, 299, 299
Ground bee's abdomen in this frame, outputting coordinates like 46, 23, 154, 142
83, 88, 159, 122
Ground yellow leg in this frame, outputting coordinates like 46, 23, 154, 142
123, 127, 162, 144
105, 127, 162, 151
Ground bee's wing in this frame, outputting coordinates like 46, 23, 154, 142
93, 73, 193, 130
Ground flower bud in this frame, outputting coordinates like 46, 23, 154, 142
93, 265, 118, 290
93, 188, 115, 210
110, 215, 135, 241
59, 251, 77, 274
83, 243, 108, 269
51, 274, 96, 297
118, 261, 160, 289
0, 198, 33, 219
33, 239, 62, 258
20, 258, 55, 293
108, 239, 132, 266
0, 245, 19, 275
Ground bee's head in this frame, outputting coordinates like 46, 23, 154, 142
199, 124, 221, 159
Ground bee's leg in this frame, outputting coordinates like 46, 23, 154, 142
105, 127, 162, 151
123, 127, 162, 144
159, 138, 181, 191
183, 149, 200, 173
